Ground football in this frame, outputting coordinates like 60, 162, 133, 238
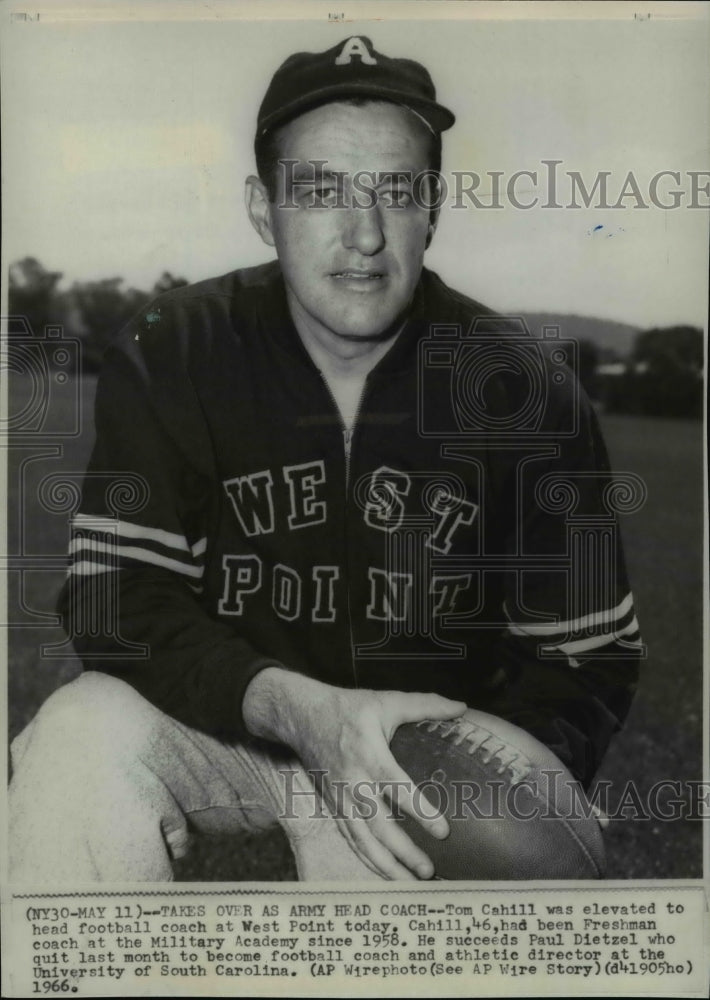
389, 708, 606, 880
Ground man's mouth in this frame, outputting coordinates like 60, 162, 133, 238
331, 270, 386, 281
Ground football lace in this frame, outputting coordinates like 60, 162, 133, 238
419, 717, 532, 784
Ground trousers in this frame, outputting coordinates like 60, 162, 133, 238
8, 671, 383, 883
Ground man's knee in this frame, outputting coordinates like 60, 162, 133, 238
13, 671, 160, 773
9, 673, 193, 882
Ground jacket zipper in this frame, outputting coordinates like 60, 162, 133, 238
343, 427, 353, 488
319, 373, 368, 686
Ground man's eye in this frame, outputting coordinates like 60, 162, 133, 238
312, 185, 339, 206
379, 188, 412, 208
292, 183, 338, 208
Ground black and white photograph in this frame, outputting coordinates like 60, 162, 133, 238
2, 0, 708, 995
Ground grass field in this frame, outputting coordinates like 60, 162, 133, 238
6, 374, 705, 880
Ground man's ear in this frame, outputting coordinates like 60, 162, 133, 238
245, 175, 275, 247
425, 208, 440, 249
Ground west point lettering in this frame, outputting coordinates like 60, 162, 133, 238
219, 462, 478, 623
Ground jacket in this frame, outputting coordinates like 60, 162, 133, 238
59, 260, 642, 787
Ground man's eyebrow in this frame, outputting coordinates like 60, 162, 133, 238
290, 165, 343, 184
287, 167, 417, 189
374, 170, 415, 187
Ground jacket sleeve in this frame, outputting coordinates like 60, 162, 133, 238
58, 316, 285, 739
486, 386, 643, 788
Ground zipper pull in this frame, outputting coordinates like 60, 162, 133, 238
343, 427, 353, 489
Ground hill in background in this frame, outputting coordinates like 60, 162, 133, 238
518, 313, 640, 360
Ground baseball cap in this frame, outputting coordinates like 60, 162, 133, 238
256, 35, 455, 140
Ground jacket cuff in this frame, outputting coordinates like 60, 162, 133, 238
192, 641, 291, 741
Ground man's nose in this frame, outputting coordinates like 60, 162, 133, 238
342, 205, 385, 256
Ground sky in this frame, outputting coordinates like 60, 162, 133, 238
2, 0, 709, 330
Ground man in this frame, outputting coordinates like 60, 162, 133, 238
9, 36, 641, 882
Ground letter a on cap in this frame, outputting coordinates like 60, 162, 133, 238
335, 36, 377, 66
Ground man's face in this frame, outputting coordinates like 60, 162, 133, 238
249, 101, 434, 348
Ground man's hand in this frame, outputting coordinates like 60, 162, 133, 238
242, 668, 466, 880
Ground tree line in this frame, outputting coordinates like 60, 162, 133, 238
8, 256, 704, 418
8, 257, 188, 372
